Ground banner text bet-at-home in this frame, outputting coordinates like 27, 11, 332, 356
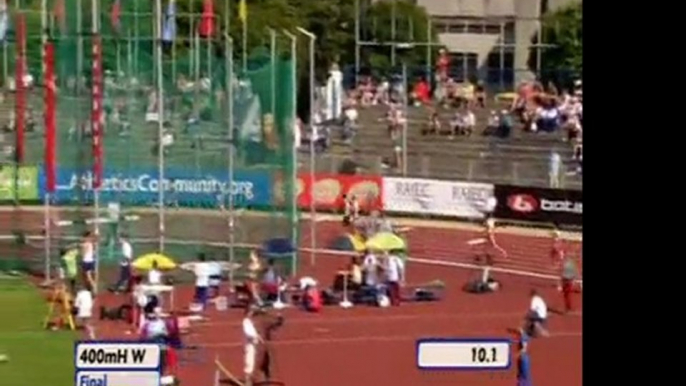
41, 168, 272, 208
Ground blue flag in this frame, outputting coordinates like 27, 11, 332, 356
162, 0, 176, 43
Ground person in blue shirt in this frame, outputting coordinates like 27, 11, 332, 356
517, 329, 532, 386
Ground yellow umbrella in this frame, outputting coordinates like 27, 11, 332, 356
365, 232, 406, 251
348, 233, 366, 252
132, 253, 177, 271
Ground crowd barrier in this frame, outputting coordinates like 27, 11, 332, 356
0, 165, 582, 227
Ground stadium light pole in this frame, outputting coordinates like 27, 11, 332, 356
282, 29, 298, 275
296, 26, 316, 266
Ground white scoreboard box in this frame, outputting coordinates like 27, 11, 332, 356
75, 342, 162, 386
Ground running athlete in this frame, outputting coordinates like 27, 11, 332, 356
246, 250, 263, 307
468, 217, 509, 259
80, 231, 98, 292
550, 230, 565, 265
242, 307, 263, 386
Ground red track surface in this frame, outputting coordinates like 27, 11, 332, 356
98, 219, 581, 386
1, 210, 582, 386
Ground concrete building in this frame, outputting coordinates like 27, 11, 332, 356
370, 0, 581, 88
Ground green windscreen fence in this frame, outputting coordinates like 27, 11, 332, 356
0, 0, 299, 281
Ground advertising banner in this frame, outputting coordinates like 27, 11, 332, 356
493, 185, 582, 226
382, 177, 494, 219
296, 174, 383, 211
42, 168, 272, 208
0, 165, 39, 201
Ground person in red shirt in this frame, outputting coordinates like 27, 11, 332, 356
550, 230, 565, 265
303, 285, 322, 312
413, 78, 431, 104
560, 256, 579, 314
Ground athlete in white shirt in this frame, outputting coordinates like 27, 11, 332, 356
193, 254, 211, 308
242, 307, 262, 386
80, 231, 97, 292
525, 289, 549, 337
362, 252, 379, 286
148, 261, 162, 285
114, 236, 133, 292
384, 253, 405, 306
74, 286, 95, 339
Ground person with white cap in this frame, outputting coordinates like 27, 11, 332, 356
242, 306, 263, 386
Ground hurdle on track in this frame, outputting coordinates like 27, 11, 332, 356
214, 356, 244, 386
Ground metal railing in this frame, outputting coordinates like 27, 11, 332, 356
299, 151, 582, 190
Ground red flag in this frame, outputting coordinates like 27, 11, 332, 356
14, 13, 26, 163
198, 0, 214, 38
91, 37, 104, 189
53, 0, 66, 33
110, 0, 121, 32
44, 43, 57, 193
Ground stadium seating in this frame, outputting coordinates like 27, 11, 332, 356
311, 101, 581, 189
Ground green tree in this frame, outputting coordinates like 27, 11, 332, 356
538, 2, 582, 82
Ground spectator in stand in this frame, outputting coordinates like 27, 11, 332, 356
444, 78, 457, 107
484, 110, 499, 136
497, 110, 513, 139
535, 98, 561, 133
412, 78, 431, 105
458, 79, 475, 107
474, 81, 486, 108
342, 105, 358, 143
359, 77, 374, 106
450, 110, 464, 137
377, 77, 390, 105
462, 108, 476, 136
422, 108, 441, 135
573, 142, 583, 174
450, 108, 475, 136
384, 104, 403, 140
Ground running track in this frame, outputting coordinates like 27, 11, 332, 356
1, 207, 582, 386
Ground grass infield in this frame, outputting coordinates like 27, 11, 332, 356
0, 275, 76, 386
